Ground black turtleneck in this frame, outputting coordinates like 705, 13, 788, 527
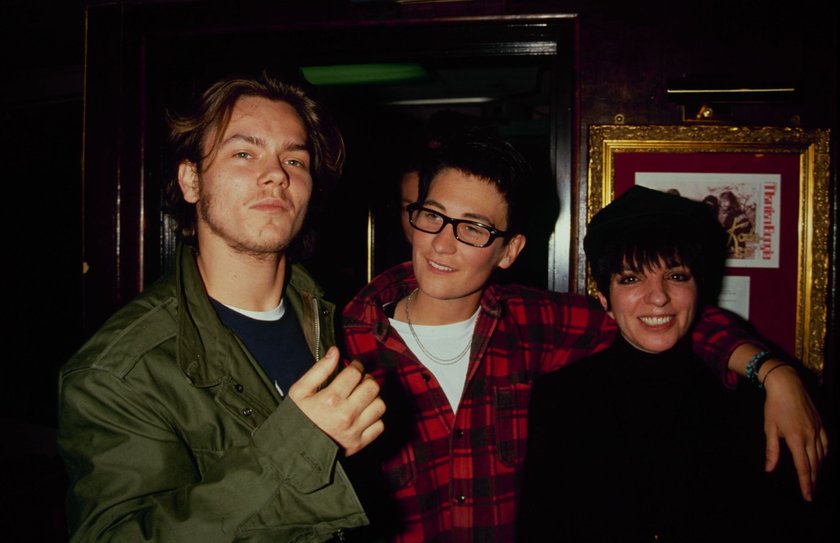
518, 334, 797, 543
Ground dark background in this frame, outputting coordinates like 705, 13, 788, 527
1, 1, 835, 540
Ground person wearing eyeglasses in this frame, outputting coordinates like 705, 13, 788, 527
340, 135, 827, 542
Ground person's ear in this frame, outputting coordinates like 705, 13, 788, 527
497, 234, 526, 270
596, 292, 614, 319
178, 161, 200, 204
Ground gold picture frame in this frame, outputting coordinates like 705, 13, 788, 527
586, 124, 831, 375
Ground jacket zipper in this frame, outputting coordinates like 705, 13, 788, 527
310, 296, 321, 361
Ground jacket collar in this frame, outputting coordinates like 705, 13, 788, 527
175, 243, 233, 387
173, 244, 329, 387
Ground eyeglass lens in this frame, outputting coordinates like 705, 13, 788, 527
410, 208, 493, 246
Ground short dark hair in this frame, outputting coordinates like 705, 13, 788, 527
416, 133, 531, 236
163, 71, 344, 257
585, 186, 726, 306
589, 226, 725, 307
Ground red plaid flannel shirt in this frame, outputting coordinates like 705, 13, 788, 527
342, 263, 748, 542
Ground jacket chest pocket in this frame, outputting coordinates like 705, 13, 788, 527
184, 419, 252, 477
493, 383, 532, 466
215, 379, 276, 430
179, 386, 270, 476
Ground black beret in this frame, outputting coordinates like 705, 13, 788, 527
584, 185, 720, 263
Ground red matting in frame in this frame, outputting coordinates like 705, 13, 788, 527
613, 151, 799, 356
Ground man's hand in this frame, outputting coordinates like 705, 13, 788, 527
288, 347, 386, 456
762, 362, 828, 502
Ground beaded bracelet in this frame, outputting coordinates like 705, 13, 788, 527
745, 350, 774, 388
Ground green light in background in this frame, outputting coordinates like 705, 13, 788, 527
301, 63, 428, 85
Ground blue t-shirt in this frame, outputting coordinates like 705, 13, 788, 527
211, 299, 313, 396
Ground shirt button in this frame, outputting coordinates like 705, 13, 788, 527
455, 495, 466, 504
235, 384, 244, 392
455, 429, 465, 438
242, 407, 253, 417
422, 373, 431, 382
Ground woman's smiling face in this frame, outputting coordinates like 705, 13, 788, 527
411, 167, 525, 318
599, 258, 698, 353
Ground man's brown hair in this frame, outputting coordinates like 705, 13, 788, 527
164, 71, 344, 258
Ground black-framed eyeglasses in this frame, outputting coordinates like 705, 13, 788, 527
407, 203, 510, 248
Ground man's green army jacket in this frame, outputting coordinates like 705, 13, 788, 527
58, 244, 368, 542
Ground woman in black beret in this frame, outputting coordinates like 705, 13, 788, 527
518, 186, 819, 543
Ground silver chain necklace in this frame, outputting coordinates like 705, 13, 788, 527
404, 288, 472, 366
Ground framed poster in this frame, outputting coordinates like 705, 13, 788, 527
586, 124, 830, 374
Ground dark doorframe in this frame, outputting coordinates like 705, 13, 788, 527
82, 4, 577, 331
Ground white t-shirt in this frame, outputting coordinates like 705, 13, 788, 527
390, 309, 480, 412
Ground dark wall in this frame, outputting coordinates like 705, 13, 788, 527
573, 0, 837, 275
1, 0, 835, 540
0, 1, 83, 539
0, 1, 84, 425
